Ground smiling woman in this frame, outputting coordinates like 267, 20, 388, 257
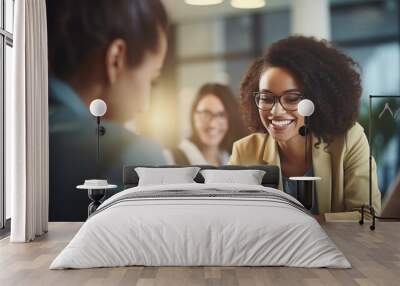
165, 83, 247, 166
229, 36, 381, 219
256, 69, 305, 142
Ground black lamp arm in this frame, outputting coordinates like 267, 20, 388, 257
96, 117, 106, 136
95, 116, 106, 164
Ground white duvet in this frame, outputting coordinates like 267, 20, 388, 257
50, 183, 351, 269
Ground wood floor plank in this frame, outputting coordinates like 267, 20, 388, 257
0, 222, 399, 286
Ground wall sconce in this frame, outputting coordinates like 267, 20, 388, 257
298, 98, 315, 166
89, 99, 107, 163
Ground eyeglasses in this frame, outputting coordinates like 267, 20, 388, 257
254, 91, 304, 111
194, 110, 227, 122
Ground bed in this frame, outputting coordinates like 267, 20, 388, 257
50, 165, 350, 269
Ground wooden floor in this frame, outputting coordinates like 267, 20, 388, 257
0, 222, 399, 286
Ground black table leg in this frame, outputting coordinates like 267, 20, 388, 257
87, 189, 106, 217
296, 180, 314, 210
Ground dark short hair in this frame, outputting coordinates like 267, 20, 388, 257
190, 83, 248, 153
47, 0, 168, 79
240, 36, 362, 146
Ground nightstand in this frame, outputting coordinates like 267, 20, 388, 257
76, 180, 117, 217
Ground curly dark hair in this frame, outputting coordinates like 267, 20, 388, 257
240, 36, 362, 146
190, 83, 248, 153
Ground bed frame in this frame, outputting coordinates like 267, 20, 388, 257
123, 165, 280, 189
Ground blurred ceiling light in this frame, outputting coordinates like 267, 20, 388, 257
185, 0, 224, 6
230, 0, 265, 9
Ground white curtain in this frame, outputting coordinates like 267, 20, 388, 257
8, 0, 49, 242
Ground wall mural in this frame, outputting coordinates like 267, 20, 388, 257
46, 0, 396, 222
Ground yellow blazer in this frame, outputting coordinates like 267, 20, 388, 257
229, 123, 381, 220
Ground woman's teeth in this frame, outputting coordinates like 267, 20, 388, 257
271, 119, 294, 126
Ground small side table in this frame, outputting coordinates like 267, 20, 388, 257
77, 183, 117, 217
289, 176, 321, 210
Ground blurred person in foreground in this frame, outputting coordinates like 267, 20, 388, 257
47, 0, 169, 221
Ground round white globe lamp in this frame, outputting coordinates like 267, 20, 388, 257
298, 99, 315, 117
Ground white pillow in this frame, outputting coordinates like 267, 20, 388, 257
200, 169, 266, 185
135, 167, 201, 186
